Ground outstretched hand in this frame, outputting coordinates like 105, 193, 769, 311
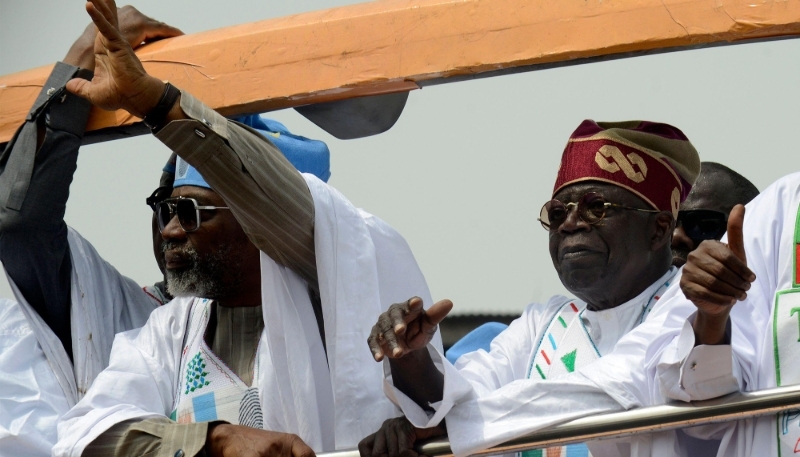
66, 0, 170, 118
680, 204, 756, 345
368, 297, 453, 362
64, 5, 183, 72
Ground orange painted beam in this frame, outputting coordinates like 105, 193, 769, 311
3, 0, 800, 144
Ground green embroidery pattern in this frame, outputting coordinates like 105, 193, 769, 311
561, 349, 577, 373
185, 352, 211, 394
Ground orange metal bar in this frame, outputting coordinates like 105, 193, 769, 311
3, 0, 800, 144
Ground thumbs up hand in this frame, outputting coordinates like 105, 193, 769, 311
680, 205, 756, 345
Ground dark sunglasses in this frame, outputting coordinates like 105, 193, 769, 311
677, 209, 727, 241
538, 192, 659, 231
146, 186, 173, 212
155, 197, 230, 233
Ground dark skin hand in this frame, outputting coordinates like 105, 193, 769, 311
367, 297, 453, 408
358, 417, 446, 457
66, 0, 186, 124
681, 205, 755, 346
46, 5, 182, 149
63, 5, 183, 72
206, 424, 316, 457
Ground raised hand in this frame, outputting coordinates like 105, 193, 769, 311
680, 204, 756, 345
368, 297, 453, 361
206, 424, 316, 457
66, 0, 170, 118
64, 5, 183, 71
358, 417, 445, 457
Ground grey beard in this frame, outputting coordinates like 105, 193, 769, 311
163, 241, 244, 300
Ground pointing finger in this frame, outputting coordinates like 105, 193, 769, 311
424, 299, 453, 328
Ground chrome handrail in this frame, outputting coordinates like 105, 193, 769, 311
320, 384, 800, 457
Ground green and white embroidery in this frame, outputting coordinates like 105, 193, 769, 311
185, 352, 211, 394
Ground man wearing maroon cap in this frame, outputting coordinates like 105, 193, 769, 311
360, 120, 705, 457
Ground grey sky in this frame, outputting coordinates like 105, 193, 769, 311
1, 0, 797, 314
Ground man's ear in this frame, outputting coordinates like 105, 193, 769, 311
651, 211, 675, 251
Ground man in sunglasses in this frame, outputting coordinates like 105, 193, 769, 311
671, 162, 759, 267
53, 1, 438, 457
361, 120, 706, 457
649, 171, 800, 457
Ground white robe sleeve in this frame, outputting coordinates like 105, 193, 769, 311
443, 283, 700, 457
381, 300, 551, 429
0, 299, 71, 457
53, 299, 191, 457
656, 312, 742, 402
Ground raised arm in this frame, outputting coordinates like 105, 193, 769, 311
0, 47, 92, 358
155, 95, 318, 287
0, 5, 181, 361
65, 2, 318, 290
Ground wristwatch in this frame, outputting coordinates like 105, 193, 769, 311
142, 82, 181, 131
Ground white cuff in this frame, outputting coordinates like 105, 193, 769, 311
680, 342, 739, 400
382, 344, 473, 428
658, 313, 740, 401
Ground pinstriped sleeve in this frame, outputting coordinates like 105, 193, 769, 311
154, 92, 317, 289
82, 418, 209, 457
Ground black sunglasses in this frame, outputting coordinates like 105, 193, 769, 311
677, 209, 727, 241
146, 186, 173, 212
538, 192, 659, 231
155, 197, 230, 233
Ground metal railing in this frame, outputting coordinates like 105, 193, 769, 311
320, 384, 800, 457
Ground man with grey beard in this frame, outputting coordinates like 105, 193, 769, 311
0, 2, 330, 454
671, 162, 759, 267
53, 1, 437, 457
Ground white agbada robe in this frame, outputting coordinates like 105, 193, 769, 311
384, 268, 706, 457
0, 298, 69, 456
0, 228, 159, 456
654, 172, 800, 457
53, 174, 441, 456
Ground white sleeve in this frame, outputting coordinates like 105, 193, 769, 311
442, 283, 702, 457
657, 312, 741, 402
53, 301, 189, 457
444, 370, 625, 457
382, 302, 546, 428
0, 300, 70, 457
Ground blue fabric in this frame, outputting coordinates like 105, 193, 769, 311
445, 322, 508, 365
166, 114, 332, 189
192, 392, 218, 422
236, 114, 331, 183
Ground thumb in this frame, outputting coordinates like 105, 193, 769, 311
65, 77, 93, 101
424, 299, 453, 327
726, 204, 746, 265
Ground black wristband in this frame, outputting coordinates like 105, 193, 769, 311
142, 82, 180, 131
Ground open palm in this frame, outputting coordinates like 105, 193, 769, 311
66, 0, 166, 119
